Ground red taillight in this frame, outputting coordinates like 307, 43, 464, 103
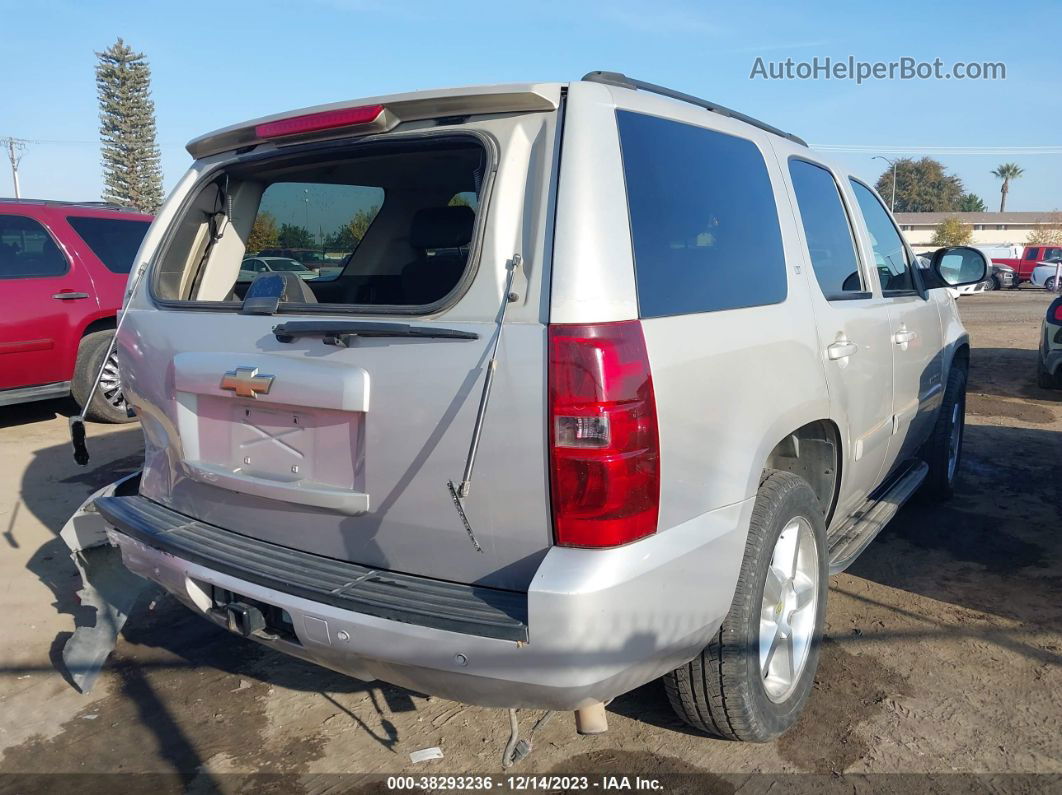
548, 321, 660, 548
1053, 302, 1062, 323
255, 105, 385, 139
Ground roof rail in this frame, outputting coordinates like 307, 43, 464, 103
581, 71, 807, 147
0, 198, 141, 212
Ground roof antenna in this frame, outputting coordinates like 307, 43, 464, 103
447, 253, 522, 552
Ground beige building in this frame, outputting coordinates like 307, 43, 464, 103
894, 211, 1059, 251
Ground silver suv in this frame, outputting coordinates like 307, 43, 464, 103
63, 72, 986, 741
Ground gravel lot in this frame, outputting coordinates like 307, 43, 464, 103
1, 290, 1059, 791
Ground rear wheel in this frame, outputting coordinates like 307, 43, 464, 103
921, 364, 966, 499
664, 471, 827, 742
72, 331, 134, 424
1046, 277, 1059, 292
1038, 355, 1061, 389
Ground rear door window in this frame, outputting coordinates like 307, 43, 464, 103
788, 159, 865, 298
616, 110, 786, 318
153, 136, 487, 311
0, 214, 68, 279
849, 180, 915, 294
66, 216, 151, 274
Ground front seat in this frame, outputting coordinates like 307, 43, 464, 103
401, 205, 475, 305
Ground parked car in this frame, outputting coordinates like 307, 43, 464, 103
1038, 295, 1062, 388
237, 256, 318, 282
1029, 258, 1062, 290
986, 262, 1017, 290
992, 245, 1062, 285
0, 199, 152, 421
61, 72, 986, 742
256, 247, 336, 269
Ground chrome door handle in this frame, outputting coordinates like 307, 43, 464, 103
52, 292, 90, 300
827, 340, 858, 360
892, 328, 917, 349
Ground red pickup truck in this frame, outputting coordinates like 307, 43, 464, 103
992, 245, 1062, 285
0, 199, 152, 421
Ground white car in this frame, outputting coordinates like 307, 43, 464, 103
1030, 259, 1062, 290
62, 71, 987, 742
238, 256, 317, 282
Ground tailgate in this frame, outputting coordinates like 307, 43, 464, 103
122, 103, 560, 590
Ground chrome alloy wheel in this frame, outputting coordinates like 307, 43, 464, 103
98, 347, 128, 412
759, 516, 819, 703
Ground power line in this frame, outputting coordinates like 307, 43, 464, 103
812, 144, 1062, 155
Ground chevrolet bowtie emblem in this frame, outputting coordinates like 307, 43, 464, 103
219, 366, 275, 398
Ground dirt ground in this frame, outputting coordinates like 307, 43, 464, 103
1, 290, 1060, 792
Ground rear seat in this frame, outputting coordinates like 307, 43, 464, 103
401, 205, 475, 304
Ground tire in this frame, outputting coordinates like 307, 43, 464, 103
1046, 277, 1058, 292
1038, 355, 1061, 390
921, 364, 966, 499
664, 471, 827, 742
71, 331, 134, 424
985, 276, 999, 291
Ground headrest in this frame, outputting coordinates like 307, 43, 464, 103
410, 205, 475, 250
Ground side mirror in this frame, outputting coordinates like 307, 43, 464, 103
930, 246, 988, 288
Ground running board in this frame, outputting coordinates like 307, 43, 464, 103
827, 461, 928, 574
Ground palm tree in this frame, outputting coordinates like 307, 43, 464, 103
991, 163, 1024, 212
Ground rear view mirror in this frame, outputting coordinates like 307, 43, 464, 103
931, 246, 988, 287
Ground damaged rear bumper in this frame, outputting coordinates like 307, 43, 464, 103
59, 472, 150, 693
64, 481, 751, 709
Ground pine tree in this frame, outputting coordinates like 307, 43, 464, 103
96, 38, 163, 212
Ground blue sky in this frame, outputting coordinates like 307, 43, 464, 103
2, 0, 1060, 212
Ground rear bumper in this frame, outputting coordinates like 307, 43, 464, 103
98, 493, 752, 710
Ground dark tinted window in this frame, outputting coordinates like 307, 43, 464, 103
849, 180, 914, 293
788, 159, 864, 297
617, 111, 786, 317
0, 214, 68, 279
67, 216, 150, 274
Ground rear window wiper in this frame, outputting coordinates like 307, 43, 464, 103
273, 320, 478, 346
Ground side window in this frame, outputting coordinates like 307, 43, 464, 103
788, 159, 864, 298
0, 214, 69, 279
66, 216, 150, 274
1025, 248, 1040, 261
616, 110, 787, 317
849, 180, 915, 294
1044, 247, 1062, 261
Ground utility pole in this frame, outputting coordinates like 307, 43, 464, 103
872, 155, 898, 212
2, 137, 28, 199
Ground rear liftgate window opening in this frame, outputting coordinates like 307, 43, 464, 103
152, 136, 487, 313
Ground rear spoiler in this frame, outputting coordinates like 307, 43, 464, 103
186, 83, 562, 160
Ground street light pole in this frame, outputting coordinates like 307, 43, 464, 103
872, 155, 898, 212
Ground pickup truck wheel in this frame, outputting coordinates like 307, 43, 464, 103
921, 364, 966, 499
663, 471, 827, 742
72, 331, 134, 424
